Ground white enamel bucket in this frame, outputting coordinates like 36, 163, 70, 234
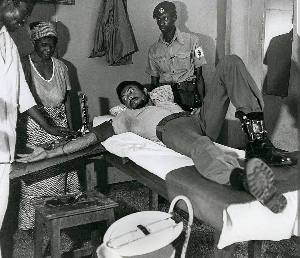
96, 195, 193, 258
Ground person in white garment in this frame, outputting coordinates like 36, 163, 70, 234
0, 0, 72, 256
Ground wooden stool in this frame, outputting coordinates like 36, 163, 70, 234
34, 190, 118, 258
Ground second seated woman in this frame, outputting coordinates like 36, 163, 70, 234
17, 21, 81, 230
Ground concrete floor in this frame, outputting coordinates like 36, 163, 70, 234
1, 181, 300, 258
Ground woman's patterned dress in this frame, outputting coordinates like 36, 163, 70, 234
17, 55, 81, 230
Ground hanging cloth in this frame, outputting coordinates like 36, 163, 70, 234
89, 0, 138, 66
262, 30, 293, 97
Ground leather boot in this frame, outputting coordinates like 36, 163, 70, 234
235, 111, 295, 166
230, 158, 287, 213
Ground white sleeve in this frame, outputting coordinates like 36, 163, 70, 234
18, 58, 36, 113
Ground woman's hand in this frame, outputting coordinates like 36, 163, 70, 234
26, 107, 77, 137
46, 125, 76, 137
16, 144, 48, 163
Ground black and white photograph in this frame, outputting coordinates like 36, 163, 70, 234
0, 0, 299, 257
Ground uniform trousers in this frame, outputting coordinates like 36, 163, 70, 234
156, 55, 264, 184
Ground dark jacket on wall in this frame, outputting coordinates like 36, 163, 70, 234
89, 0, 138, 66
262, 30, 293, 97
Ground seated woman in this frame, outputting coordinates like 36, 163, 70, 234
17, 21, 81, 230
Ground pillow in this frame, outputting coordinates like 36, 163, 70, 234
149, 84, 174, 104
109, 85, 174, 116
93, 115, 114, 127
109, 104, 127, 116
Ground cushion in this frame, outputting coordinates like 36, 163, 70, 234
93, 115, 114, 127
110, 104, 127, 116
149, 84, 174, 104
109, 85, 174, 116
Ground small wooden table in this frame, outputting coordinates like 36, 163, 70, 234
10, 145, 111, 257
34, 190, 118, 258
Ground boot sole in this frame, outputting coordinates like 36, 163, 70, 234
245, 158, 287, 213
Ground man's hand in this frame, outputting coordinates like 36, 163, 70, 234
196, 80, 205, 103
16, 144, 48, 163
195, 67, 205, 105
191, 107, 201, 116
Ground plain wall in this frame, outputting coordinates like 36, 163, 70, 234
12, 0, 218, 122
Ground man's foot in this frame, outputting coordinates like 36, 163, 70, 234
235, 111, 296, 166
246, 139, 296, 166
245, 158, 287, 213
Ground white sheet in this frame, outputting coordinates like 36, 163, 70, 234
102, 132, 245, 180
95, 116, 299, 249
102, 132, 194, 179
220, 191, 299, 248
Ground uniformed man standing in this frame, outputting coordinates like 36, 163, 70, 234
146, 1, 206, 110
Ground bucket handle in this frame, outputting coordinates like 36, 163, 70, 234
168, 195, 194, 258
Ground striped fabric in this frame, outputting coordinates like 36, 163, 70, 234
17, 105, 81, 230
30, 21, 57, 44
17, 108, 81, 231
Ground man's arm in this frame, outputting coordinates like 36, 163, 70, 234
192, 35, 206, 105
50, 132, 98, 158
150, 76, 160, 91
195, 66, 205, 104
146, 46, 161, 91
16, 119, 115, 163
26, 106, 73, 137
16, 132, 99, 163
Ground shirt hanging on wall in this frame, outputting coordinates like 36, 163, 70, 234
89, 0, 138, 66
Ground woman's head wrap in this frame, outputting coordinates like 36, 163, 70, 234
30, 21, 58, 45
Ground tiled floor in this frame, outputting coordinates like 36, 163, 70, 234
1, 181, 300, 257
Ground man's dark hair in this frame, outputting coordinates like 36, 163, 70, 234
116, 81, 144, 103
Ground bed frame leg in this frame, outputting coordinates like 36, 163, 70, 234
85, 159, 97, 192
248, 240, 262, 258
214, 230, 236, 258
149, 190, 159, 210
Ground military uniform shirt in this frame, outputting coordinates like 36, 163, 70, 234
146, 28, 207, 83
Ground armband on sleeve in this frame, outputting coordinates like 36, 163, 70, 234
90, 120, 115, 142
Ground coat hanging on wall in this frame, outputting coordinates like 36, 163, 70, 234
262, 30, 293, 97
89, 0, 138, 66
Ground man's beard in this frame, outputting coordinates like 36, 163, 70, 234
131, 95, 150, 109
